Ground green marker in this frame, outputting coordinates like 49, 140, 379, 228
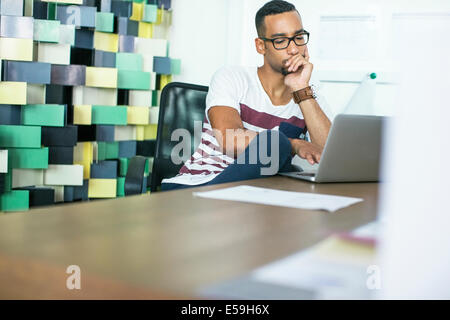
370, 73, 377, 80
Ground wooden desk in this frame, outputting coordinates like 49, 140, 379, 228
0, 177, 379, 299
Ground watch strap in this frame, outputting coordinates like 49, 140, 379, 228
293, 86, 315, 104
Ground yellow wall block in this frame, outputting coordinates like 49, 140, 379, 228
138, 22, 153, 39
160, 75, 172, 91
0, 82, 27, 105
85, 67, 118, 88
156, 9, 164, 25
94, 32, 119, 53
73, 105, 92, 125
127, 106, 150, 125
144, 124, 158, 140
130, 2, 144, 21
88, 179, 117, 198
74, 142, 93, 179
136, 125, 145, 141
0, 38, 33, 61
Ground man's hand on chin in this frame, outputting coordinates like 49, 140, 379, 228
283, 46, 313, 92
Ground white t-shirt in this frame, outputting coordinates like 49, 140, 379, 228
162, 65, 333, 186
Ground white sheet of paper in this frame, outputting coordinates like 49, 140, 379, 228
250, 234, 376, 299
193, 185, 363, 212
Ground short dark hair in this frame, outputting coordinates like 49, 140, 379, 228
255, 0, 299, 38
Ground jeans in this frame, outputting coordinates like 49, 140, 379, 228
161, 130, 293, 191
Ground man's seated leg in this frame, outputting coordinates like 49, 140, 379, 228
205, 130, 292, 186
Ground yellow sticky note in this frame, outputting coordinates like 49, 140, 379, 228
0, 38, 33, 61
144, 124, 158, 140
136, 125, 145, 141
127, 106, 150, 125
73, 105, 92, 125
138, 22, 153, 39
130, 2, 144, 21
88, 179, 117, 198
94, 31, 119, 53
86, 67, 118, 88
0, 82, 27, 105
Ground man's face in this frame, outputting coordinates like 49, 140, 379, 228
260, 11, 307, 76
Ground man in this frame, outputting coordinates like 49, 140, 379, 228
162, 0, 332, 191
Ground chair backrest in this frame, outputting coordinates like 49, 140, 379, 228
125, 155, 147, 196
150, 82, 209, 192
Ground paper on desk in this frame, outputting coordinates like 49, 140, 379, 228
250, 235, 376, 299
250, 221, 379, 299
193, 185, 363, 212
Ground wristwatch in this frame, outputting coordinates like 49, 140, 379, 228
292, 86, 316, 104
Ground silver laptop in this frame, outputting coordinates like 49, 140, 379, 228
279, 114, 385, 183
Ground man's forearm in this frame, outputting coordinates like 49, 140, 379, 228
214, 128, 259, 159
297, 98, 331, 147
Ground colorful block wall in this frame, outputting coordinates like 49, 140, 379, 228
0, 0, 179, 212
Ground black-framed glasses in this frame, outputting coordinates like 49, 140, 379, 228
260, 32, 310, 50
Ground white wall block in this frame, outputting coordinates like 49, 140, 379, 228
0, 150, 8, 173
37, 43, 71, 65
72, 86, 118, 106
149, 107, 159, 125
12, 169, 44, 188
141, 54, 154, 72
134, 38, 167, 57
27, 84, 46, 104
44, 165, 83, 186
114, 125, 137, 141
129, 90, 152, 107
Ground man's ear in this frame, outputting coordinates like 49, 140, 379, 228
255, 38, 266, 55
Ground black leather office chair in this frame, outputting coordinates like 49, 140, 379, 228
124, 155, 147, 196
150, 82, 209, 192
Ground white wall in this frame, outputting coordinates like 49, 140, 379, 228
169, 0, 450, 115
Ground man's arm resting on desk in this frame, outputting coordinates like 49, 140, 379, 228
208, 106, 322, 164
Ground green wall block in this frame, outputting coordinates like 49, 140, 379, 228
3, 171, 12, 193
22, 104, 66, 127
152, 91, 158, 106
143, 4, 158, 23
171, 59, 181, 75
48, 3, 57, 20
97, 142, 107, 161
116, 53, 143, 71
0, 190, 29, 212
92, 106, 128, 125
105, 142, 119, 159
34, 19, 60, 42
119, 158, 129, 177
0, 126, 41, 148
144, 158, 149, 175
8, 148, 49, 169
117, 70, 150, 90
96, 12, 114, 33
117, 177, 125, 197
